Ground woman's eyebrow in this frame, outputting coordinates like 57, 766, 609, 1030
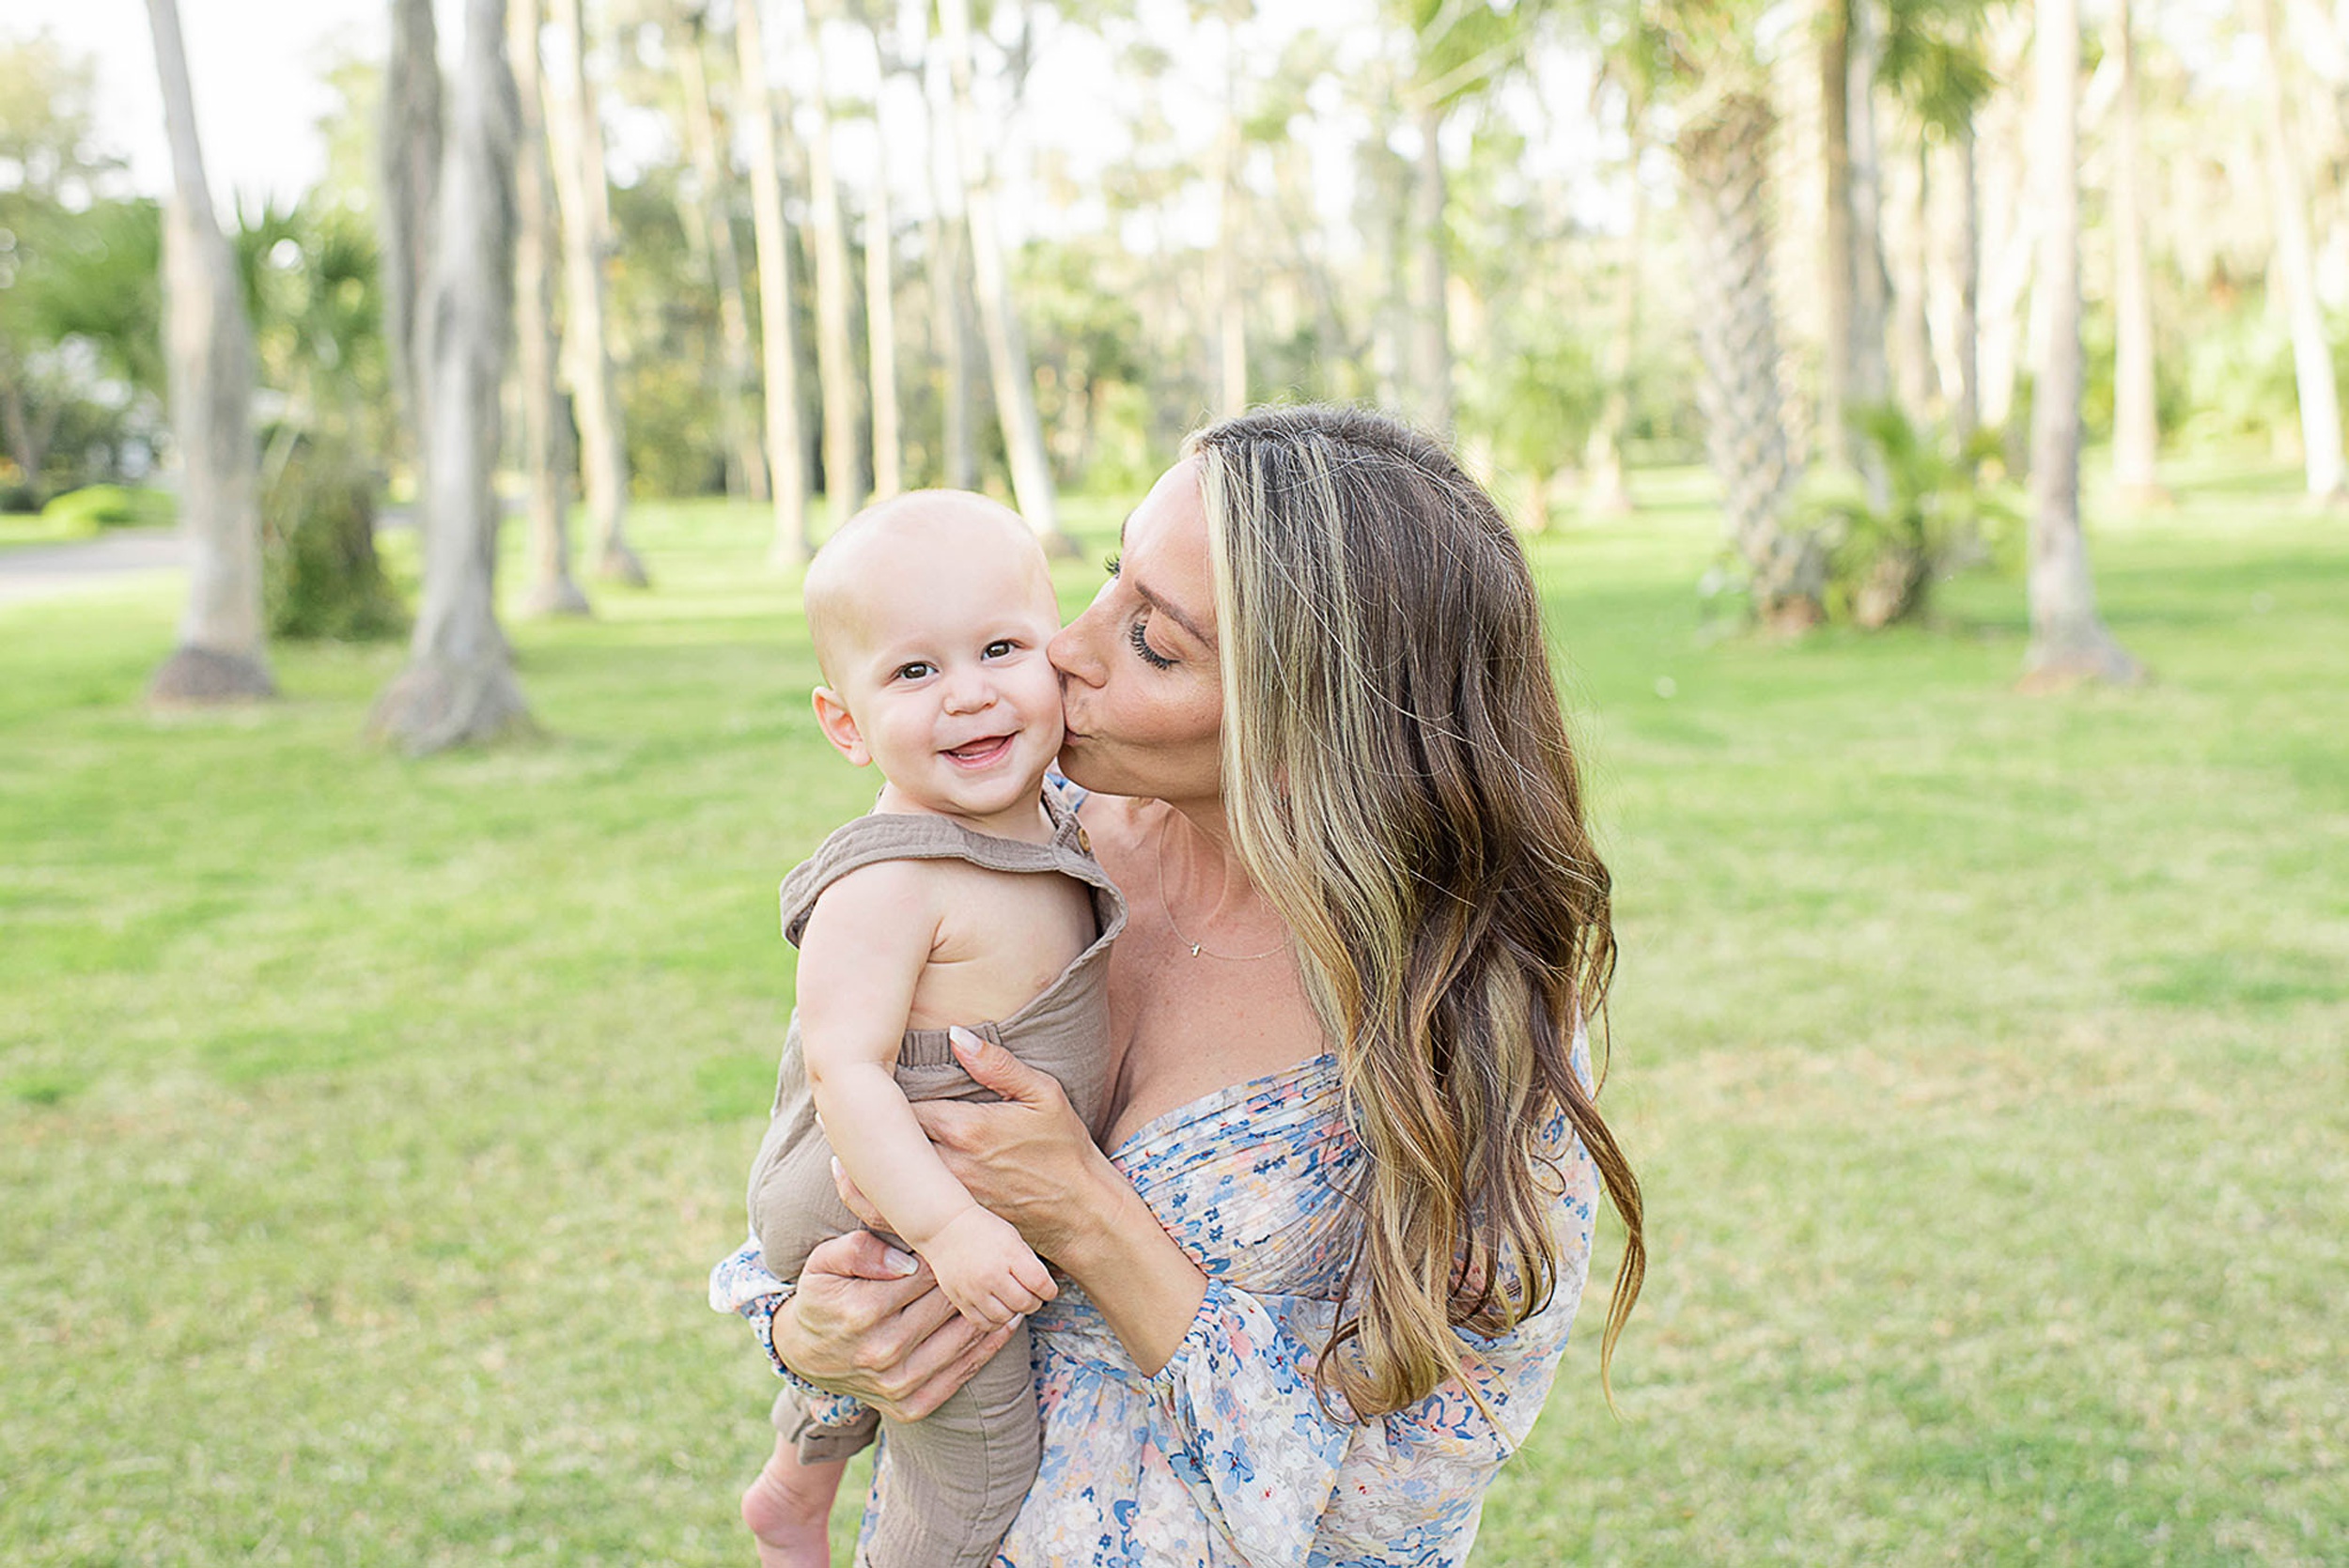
1116, 510, 1214, 647
1133, 581, 1213, 648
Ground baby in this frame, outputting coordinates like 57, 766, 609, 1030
739, 491, 1126, 1568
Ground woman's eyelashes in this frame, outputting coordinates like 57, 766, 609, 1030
1128, 617, 1176, 669
1102, 553, 1120, 578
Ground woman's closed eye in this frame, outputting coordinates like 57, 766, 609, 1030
1128, 617, 1175, 669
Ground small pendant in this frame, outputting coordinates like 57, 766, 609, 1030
1189, 942, 1203, 957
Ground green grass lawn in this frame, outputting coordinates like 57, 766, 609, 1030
3, 471, 2342, 1565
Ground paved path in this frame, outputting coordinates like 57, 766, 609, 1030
0, 529, 189, 609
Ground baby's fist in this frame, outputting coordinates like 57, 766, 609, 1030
924, 1207, 1057, 1328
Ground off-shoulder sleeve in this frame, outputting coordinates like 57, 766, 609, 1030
1140, 1115, 1599, 1566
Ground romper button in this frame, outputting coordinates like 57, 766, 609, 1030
1076, 827, 1092, 854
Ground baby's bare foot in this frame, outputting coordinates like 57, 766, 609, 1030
741, 1449, 840, 1568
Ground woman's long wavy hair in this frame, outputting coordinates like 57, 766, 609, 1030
1189, 405, 1644, 1416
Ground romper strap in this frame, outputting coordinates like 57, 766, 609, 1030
779, 789, 1117, 948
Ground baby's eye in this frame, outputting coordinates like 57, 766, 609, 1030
982, 639, 1017, 660
893, 660, 934, 682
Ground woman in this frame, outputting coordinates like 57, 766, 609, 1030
715, 405, 1644, 1564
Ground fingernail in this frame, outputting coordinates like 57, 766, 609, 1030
948, 1026, 982, 1055
829, 1156, 843, 1177
882, 1246, 918, 1276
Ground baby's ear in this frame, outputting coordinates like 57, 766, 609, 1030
811, 687, 872, 767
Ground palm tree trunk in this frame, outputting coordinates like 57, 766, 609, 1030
920, 50, 978, 490
1891, 135, 1936, 424
1846, 0, 1890, 411
2109, 0, 2163, 503
2250, 0, 2348, 502
913, 52, 972, 490
544, 0, 646, 583
380, 0, 441, 470
865, 89, 903, 502
2023, 0, 2139, 686
371, 0, 533, 751
678, 8, 771, 505
865, 14, 910, 501
1975, 12, 2031, 442
144, 0, 274, 703
734, 0, 811, 567
1212, 17, 1246, 419
1948, 125, 1981, 444
1677, 88, 1822, 629
1820, 0, 1856, 464
799, 8, 865, 534
1408, 99, 1452, 433
1584, 120, 1645, 518
508, 0, 588, 616
1821, 0, 1890, 467
937, 0, 1070, 553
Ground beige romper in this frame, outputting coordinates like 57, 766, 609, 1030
745, 788, 1126, 1568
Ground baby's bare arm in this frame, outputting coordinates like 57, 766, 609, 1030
798, 862, 979, 1246
797, 863, 1055, 1327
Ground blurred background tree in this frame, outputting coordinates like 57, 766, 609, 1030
9, 0, 2345, 680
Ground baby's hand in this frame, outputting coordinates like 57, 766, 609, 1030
920, 1207, 1057, 1328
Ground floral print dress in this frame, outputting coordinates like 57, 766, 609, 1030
714, 1040, 1598, 1568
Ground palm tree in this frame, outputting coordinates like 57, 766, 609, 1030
675, 2, 772, 505
800, 0, 867, 532
2249, 0, 2347, 503
380, 0, 440, 465
371, 0, 535, 751
2108, 0, 2164, 503
2021, 0, 2139, 686
508, 0, 590, 616
544, 0, 648, 582
143, 0, 274, 702
936, 0, 1072, 552
1646, 2, 1824, 626
1879, 0, 1993, 444
734, 0, 813, 567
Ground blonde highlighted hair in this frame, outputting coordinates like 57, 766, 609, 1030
1189, 405, 1644, 1415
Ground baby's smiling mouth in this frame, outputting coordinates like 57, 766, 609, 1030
942, 734, 1016, 767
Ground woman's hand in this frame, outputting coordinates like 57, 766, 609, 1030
908, 1028, 1120, 1263
771, 1229, 1019, 1422
835, 1028, 1211, 1376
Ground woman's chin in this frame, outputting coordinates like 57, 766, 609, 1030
1052, 743, 1126, 798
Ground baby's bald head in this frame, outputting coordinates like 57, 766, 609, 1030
803, 490, 1053, 687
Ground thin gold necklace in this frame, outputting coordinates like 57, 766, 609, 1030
1154, 825, 1288, 961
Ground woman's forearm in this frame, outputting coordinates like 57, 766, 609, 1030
1052, 1155, 1209, 1376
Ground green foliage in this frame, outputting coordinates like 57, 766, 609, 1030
259, 437, 407, 643
1790, 406, 2016, 629
1016, 236, 1150, 491
0, 35, 164, 502
39, 482, 174, 534
233, 195, 391, 458
610, 171, 736, 500
1879, 0, 1996, 140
